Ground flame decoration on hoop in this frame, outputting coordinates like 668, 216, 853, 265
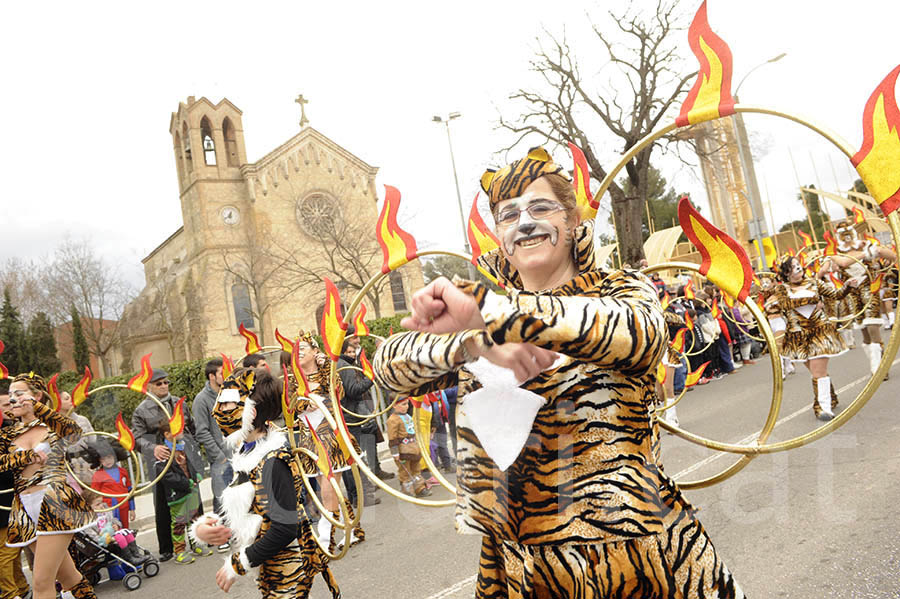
376, 185, 418, 274
851, 65, 900, 216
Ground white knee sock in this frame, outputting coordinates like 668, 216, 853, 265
817, 376, 834, 417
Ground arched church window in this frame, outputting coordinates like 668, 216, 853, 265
389, 271, 407, 311
200, 116, 216, 166
223, 117, 238, 167
296, 192, 342, 237
231, 282, 254, 329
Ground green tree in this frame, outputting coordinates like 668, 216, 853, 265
71, 305, 91, 373
0, 288, 26, 375
26, 312, 61, 377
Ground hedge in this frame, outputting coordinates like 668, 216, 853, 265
56, 358, 207, 432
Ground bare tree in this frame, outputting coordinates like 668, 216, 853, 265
498, 0, 695, 265
42, 239, 134, 376
0, 258, 48, 325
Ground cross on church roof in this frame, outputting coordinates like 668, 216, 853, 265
295, 94, 310, 128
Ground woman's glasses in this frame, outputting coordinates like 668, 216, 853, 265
495, 199, 564, 227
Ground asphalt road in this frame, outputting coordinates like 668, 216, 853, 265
93, 337, 900, 599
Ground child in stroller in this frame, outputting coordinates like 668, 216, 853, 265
70, 491, 158, 591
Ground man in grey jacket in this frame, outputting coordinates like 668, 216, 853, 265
131, 367, 200, 562
191, 358, 232, 552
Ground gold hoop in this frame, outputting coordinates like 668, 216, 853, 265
64, 430, 143, 514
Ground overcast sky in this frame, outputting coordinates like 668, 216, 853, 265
2, 1, 897, 289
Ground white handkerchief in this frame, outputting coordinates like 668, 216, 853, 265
462, 356, 564, 471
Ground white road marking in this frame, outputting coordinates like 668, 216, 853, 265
672, 358, 899, 480
423, 575, 477, 599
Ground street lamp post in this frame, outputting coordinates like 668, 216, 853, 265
733, 52, 786, 270
433, 113, 477, 278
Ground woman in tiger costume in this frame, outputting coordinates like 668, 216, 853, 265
191, 367, 341, 599
829, 218, 897, 377
280, 331, 365, 549
772, 255, 857, 420
0, 373, 97, 599
373, 147, 744, 598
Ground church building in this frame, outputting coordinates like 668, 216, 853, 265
117, 96, 423, 368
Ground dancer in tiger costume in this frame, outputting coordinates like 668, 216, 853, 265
280, 331, 365, 549
190, 368, 341, 599
0, 373, 97, 599
772, 255, 858, 420
373, 147, 744, 598
829, 218, 897, 377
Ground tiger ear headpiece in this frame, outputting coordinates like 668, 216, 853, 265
12, 372, 49, 402
213, 366, 258, 448
834, 218, 863, 251
480, 146, 568, 211
297, 330, 319, 350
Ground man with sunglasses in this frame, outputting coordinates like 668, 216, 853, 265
131, 368, 201, 562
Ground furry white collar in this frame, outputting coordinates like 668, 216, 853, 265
230, 429, 288, 474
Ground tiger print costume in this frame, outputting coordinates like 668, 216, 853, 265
373, 215, 744, 598
773, 278, 850, 363
0, 400, 95, 547
199, 369, 342, 598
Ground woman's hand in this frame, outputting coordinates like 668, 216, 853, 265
480, 343, 558, 384
216, 565, 236, 592
31, 450, 47, 465
196, 521, 232, 545
401, 277, 485, 334
153, 445, 170, 461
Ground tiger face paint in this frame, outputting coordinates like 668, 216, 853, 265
495, 193, 564, 256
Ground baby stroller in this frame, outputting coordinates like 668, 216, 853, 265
70, 529, 159, 591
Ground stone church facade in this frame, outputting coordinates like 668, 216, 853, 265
117, 96, 423, 368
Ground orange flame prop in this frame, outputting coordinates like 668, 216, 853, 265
115, 413, 136, 452
721, 291, 736, 309
870, 272, 884, 294
568, 142, 599, 220
851, 65, 900, 216
865, 234, 881, 246
655, 361, 667, 385
358, 348, 374, 381
683, 280, 695, 300
467, 192, 501, 261
678, 197, 753, 302
670, 328, 688, 354
305, 415, 334, 479
676, 1, 735, 127
685, 311, 695, 330
291, 339, 311, 398
281, 365, 294, 429
787, 247, 796, 257
168, 397, 186, 437
0, 340, 8, 379
823, 231, 838, 256
239, 323, 261, 355
828, 273, 845, 290
321, 278, 348, 361
274, 328, 294, 353
377, 185, 419, 274
221, 354, 234, 379
352, 304, 371, 337
711, 298, 721, 319
46, 373, 60, 412
852, 206, 866, 224
332, 400, 356, 466
127, 353, 153, 394
684, 362, 710, 388
71, 367, 92, 407
660, 292, 670, 311
798, 230, 813, 248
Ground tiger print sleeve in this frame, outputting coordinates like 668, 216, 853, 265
459, 270, 667, 374
0, 428, 35, 473
34, 401, 82, 442
815, 278, 852, 301
372, 329, 492, 395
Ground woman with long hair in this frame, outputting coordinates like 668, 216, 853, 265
191, 367, 340, 598
773, 255, 857, 420
0, 373, 96, 599
373, 146, 744, 598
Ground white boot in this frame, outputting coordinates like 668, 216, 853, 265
663, 402, 679, 427
781, 356, 795, 379
864, 343, 882, 376
890, 311, 896, 328
817, 376, 835, 419
840, 328, 856, 349
317, 515, 332, 545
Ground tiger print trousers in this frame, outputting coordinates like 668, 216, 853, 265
475, 504, 744, 598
